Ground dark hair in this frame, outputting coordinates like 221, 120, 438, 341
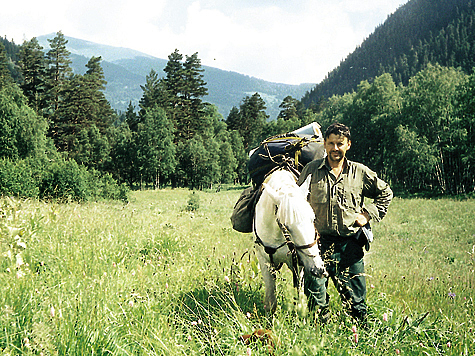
324, 123, 351, 141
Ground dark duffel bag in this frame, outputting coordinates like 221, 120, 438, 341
248, 134, 325, 187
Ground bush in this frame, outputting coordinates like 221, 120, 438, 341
0, 159, 39, 198
39, 159, 89, 201
185, 191, 200, 211
39, 160, 130, 202
88, 170, 129, 203
0, 157, 129, 203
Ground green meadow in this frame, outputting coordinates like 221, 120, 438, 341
1, 189, 474, 355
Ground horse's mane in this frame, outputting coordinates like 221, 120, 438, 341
267, 170, 315, 226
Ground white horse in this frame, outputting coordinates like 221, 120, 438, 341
254, 169, 325, 314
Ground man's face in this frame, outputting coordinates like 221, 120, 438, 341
324, 134, 351, 163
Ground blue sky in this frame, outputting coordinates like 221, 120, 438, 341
2, 0, 409, 85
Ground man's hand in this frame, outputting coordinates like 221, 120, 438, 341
355, 210, 370, 227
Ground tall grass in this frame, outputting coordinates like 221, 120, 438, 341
1, 190, 474, 355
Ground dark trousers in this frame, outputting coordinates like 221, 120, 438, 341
304, 236, 367, 320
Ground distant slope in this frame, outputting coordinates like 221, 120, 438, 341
37, 34, 314, 119
302, 0, 475, 107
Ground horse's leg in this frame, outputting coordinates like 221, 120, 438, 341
257, 249, 277, 314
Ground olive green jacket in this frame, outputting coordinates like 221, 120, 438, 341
297, 157, 393, 237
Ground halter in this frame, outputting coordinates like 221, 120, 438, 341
254, 208, 318, 288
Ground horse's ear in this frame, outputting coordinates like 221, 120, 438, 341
299, 174, 312, 199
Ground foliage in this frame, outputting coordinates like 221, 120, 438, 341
302, 0, 475, 107
314, 65, 475, 194
3, 9, 475, 196
0, 81, 49, 160
0, 159, 40, 198
39, 159, 129, 202
19, 37, 47, 114
136, 105, 176, 188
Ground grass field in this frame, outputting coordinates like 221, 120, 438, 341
1, 188, 474, 355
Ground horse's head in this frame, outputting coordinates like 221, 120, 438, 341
263, 172, 325, 277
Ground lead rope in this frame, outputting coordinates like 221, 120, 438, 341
276, 219, 300, 288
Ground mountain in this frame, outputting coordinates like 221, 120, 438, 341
36, 34, 314, 119
301, 0, 475, 108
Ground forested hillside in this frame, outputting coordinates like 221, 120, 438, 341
2, 0, 475, 199
302, 0, 475, 107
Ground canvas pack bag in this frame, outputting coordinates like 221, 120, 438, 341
230, 186, 262, 233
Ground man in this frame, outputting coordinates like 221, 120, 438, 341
298, 122, 393, 323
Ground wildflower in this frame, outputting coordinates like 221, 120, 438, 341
246, 312, 252, 319
188, 335, 192, 341
370, 284, 375, 289
447, 341, 451, 348
6, 267, 11, 273
247, 347, 252, 356
448, 292, 456, 298
50, 306, 55, 317
16, 254, 24, 268
129, 300, 134, 307
165, 282, 169, 289
191, 321, 198, 326
383, 312, 388, 322
396, 349, 400, 354
112, 262, 117, 267
224, 275, 230, 283
351, 325, 358, 344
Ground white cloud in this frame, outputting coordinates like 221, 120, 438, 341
1, 0, 409, 84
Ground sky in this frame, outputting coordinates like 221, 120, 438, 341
2, 0, 409, 85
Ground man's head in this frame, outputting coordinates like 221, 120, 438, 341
324, 123, 351, 141
323, 123, 351, 164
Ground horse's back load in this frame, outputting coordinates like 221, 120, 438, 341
231, 123, 325, 233
248, 122, 325, 186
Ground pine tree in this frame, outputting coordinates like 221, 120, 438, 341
19, 37, 47, 114
0, 41, 13, 85
162, 49, 185, 130
139, 69, 160, 119
55, 56, 115, 164
238, 93, 269, 150
182, 52, 208, 138
45, 31, 73, 141
277, 96, 299, 121
83, 56, 115, 133
125, 101, 139, 132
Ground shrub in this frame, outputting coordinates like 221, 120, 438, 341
88, 170, 129, 202
185, 191, 200, 211
0, 159, 39, 198
39, 159, 89, 201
